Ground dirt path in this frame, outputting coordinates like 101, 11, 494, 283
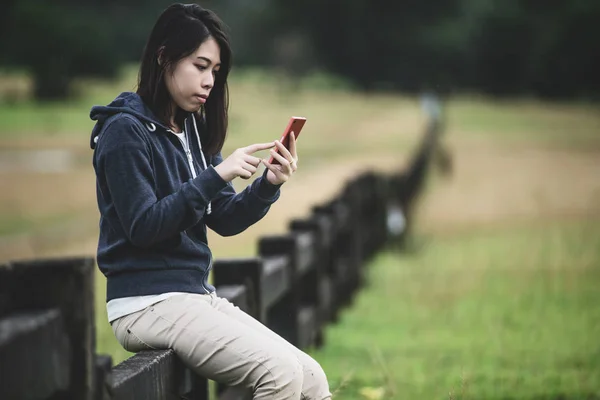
3, 133, 599, 262
417, 138, 600, 234
1, 153, 405, 261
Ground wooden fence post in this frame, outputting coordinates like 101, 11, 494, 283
0, 257, 96, 400
289, 212, 336, 347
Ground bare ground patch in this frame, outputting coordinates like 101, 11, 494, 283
0, 170, 97, 220
0, 152, 407, 261
4, 136, 599, 262
417, 138, 600, 234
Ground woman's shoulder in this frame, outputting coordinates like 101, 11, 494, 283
94, 113, 152, 149
105, 112, 149, 134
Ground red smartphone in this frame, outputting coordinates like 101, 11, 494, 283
269, 116, 306, 165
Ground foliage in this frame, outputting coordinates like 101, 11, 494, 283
2, 0, 599, 100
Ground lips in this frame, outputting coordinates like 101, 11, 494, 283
194, 94, 207, 104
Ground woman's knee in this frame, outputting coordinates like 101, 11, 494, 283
256, 355, 304, 399
301, 357, 331, 400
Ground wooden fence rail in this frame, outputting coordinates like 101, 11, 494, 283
0, 96, 445, 400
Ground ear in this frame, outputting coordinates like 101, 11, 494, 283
157, 46, 165, 66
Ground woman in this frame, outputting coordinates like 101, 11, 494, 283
89, 3, 331, 399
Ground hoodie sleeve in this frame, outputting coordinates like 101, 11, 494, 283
203, 152, 282, 237
95, 116, 228, 247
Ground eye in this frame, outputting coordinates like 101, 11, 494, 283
196, 65, 207, 71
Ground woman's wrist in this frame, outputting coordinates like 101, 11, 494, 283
257, 170, 282, 199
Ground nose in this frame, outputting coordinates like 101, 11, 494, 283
201, 72, 215, 91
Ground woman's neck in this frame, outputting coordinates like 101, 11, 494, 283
170, 120, 181, 133
169, 102, 183, 132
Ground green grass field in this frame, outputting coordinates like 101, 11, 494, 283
1, 67, 600, 399
314, 219, 600, 399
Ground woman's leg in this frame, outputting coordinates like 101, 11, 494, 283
111, 293, 304, 400
212, 294, 332, 400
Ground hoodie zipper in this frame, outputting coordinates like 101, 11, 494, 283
177, 119, 198, 179
170, 120, 212, 294
185, 148, 197, 178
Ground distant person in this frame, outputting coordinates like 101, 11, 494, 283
89, 3, 330, 399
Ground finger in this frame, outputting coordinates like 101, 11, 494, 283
270, 149, 291, 171
238, 167, 253, 180
243, 142, 276, 154
288, 131, 298, 160
262, 159, 288, 182
243, 154, 262, 167
241, 162, 258, 176
274, 140, 294, 162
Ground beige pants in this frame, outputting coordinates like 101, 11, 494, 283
111, 292, 331, 400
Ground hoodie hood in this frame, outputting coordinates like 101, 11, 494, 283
89, 92, 166, 149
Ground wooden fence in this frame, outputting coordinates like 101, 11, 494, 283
0, 96, 445, 400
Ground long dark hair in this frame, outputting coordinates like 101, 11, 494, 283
137, 3, 231, 155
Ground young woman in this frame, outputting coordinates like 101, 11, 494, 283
89, 3, 331, 399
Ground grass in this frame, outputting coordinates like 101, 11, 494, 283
312, 219, 600, 399
448, 99, 600, 149
0, 68, 136, 137
1, 65, 599, 151
94, 268, 133, 364
0, 212, 78, 236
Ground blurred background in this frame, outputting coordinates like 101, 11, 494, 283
1, 0, 599, 398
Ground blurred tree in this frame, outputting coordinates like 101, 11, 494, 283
200, 0, 274, 66
0, 1, 124, 100
523, 0, 600, 99
1, 0, 597, 100
263, 0, 464, 93
240, 0, 600, 99
464, 0, 600, 98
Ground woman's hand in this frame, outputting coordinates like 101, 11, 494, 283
214, 142, 276, 182
262, 132, 299, 185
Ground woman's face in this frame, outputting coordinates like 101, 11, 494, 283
164, 36, 221, 113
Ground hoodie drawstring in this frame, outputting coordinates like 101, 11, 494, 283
142, 117, 211, 215
191, 115, 212, 215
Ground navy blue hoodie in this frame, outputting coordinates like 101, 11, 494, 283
90, 92, 280, 301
